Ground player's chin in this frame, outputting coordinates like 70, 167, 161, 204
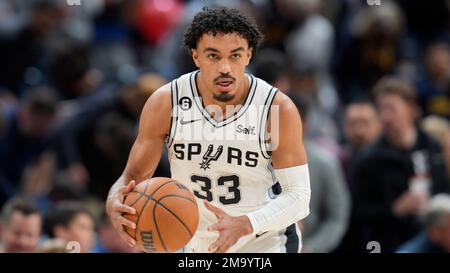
213, 90, 235, 102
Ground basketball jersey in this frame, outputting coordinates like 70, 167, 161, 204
166, 70, 300, 253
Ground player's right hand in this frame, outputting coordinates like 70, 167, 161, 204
106, 180, 137, 248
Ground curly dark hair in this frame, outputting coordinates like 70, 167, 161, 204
183, 7, 264, 52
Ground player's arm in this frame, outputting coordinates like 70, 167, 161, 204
205, 92, 311, 253
246, 91, 310, 235
106, 84, 172, 247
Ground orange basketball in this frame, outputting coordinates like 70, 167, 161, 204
123, 177, 199, 252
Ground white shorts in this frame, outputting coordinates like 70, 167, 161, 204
184, 223, 301, 253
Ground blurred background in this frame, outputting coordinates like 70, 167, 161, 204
0, 0, 449, 253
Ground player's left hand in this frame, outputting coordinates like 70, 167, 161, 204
204, 201, 253, 253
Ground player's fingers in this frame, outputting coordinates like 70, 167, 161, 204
208, 234, 227, 252
111, 218, 136, 247
214, 244, 231, 253
208, 241, 219, 253
204, 201, 225, 218
114, 202, 136, 215
119, 180, 135, 196
117, 227, 136, 248
118, 185, 128, 196
116, 214, 137, 229
125, 180, 136, 193
207, 222, 222, 232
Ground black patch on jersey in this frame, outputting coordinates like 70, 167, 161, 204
179, 96, 192, 111
268, 181, 282, 199
199, 144, 223, 170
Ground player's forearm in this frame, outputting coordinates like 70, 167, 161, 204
246, 164, 311, 234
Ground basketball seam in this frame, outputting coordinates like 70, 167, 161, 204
155, 197, 196, 237
129, 180, 176, 240
130, 180, 192, 252
153, 199, 168, 252
129, 180, 178, 203
146, 180, 178, 197
138, 193, 197, 206
133, 196, 155, 242
129, 182, 151, 207
123, 182, 151, 240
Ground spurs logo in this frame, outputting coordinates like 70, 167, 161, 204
199, 144, 223, 170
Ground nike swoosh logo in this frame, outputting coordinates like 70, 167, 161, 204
180, 117, 202, 125
256, 231, 268, 238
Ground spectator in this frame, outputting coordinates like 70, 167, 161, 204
252, 49, 291, 93
49, 45, 103, 100
0, 197, 42, 253
81, 112, 135, 199
290, 66, 340, 149
336, 100, 381, 253
352, 76, 450, 252
335, 1, 407, 103
0, 0, 66, 93
0, 86, 58, 206
397, 193, 450, 253
43, 201, 95, 253
54, 72, 170, 197
421, 116, 450, 179
290, 94, 351, 253
342, 101, 381, 179
416, 42, 450, 119
92, 209, 138, 253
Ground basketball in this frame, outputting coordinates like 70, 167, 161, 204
123, 177, 199, 252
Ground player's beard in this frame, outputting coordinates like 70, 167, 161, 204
213, 92, 235, 102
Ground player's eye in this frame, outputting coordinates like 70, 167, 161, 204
231, 53, 241, 60
207, 53, 219, 60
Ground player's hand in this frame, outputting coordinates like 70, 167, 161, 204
106, 180, 137, 248
204, 201, 253, 253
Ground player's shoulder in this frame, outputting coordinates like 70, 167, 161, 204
147, 83, 172, 104
271, 91, 298, 115
141, 82, 172, 117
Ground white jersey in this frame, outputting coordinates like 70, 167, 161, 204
166, 70, 300, 253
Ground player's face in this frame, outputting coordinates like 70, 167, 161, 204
2, 212, 41, 253
192, 32, 252, 102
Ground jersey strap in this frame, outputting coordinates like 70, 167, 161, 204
166, 79, 179, 148
259, 87, 278, 159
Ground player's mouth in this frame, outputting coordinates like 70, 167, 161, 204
216, 79, 234, 92
215, 78, 234, 92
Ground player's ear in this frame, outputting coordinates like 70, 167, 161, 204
192, 49, 200, 68
246, 48, 253, 66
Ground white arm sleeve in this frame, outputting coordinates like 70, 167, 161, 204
246, 164, 311, 235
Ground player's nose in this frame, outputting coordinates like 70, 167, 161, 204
218, 59, 232, 74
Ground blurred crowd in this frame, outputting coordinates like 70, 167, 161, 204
0, 0, 450, 253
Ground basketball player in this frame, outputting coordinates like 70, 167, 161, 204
106, 7, 311, 253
